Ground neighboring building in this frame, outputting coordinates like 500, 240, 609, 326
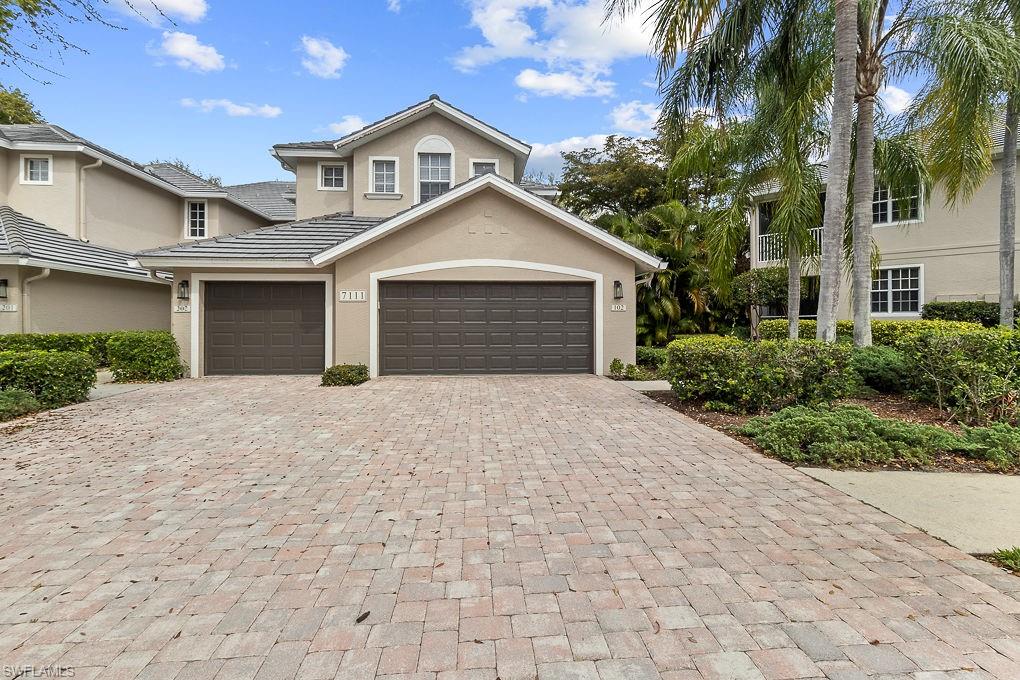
749, 119, 1019, 320
0, 124, 281, 333
137, 95, 660, 377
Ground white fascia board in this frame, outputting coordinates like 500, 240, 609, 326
310, 174, 665, 270
134, 256, 319, 269
3, 255, 169, 284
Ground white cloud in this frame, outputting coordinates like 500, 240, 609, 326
387, 0, 401, 11
114, 0, 208, 24
181, 98, 282, 118
515, 68, 614, 98
879, 85, 913, 114
156, 31, 224, 72
328, 115, 368, 136
610, 100, 660, 133
525, 133, 609, 175
300, 36, 349, 79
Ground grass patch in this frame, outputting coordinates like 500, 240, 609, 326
990, 547, 1020, 574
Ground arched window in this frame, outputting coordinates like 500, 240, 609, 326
414, 135, 454, 203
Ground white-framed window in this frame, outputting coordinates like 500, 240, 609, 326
186, 200, 207, 239
318, 161, 347, 191
872, 185, 921, 225
419, 153, 451, 202
470, 158, 499, 177
20, 154, 53, 185
872, 265, 922, 314
370, 157, 399, 194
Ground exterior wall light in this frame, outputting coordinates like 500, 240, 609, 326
613, 280, 624, 300
0, 279, 7, 299
177, 280, 190, 300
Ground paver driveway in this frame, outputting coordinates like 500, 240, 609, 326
1, 376, 1019, 680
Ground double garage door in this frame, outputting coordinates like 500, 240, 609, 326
204, 280, 594, 375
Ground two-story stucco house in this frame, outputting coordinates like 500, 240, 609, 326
137, 95, 664, 377
749, 119, 1019, 320
0, 124, 284, 334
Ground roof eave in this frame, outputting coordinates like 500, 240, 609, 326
134, 256, 319, 269
0, 255, 169, 284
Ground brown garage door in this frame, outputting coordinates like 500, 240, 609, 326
204, 282, 325, 375
379, 281, 594, 375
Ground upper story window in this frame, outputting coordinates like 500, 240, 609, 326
187, 200, 207, 239
419, 153, 451, 202
21, 155, 52, 185
872, 266, 921, 314
372, 158, 397, 193
757, 201, 775, 234
318, 162, 347, 191
471, 160, 498, 177
873, 185, 920, 224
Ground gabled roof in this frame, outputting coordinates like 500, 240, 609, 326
272, 95, 532, 180
0, 124, 273, 221
0, 206, 165, 283
224, 181, 296, 221
136, 173, 665, 272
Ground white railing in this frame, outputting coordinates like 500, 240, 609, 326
757, 227, 823, 264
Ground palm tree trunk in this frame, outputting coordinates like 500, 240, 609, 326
787, 235, 802, 339
852, 94, 875, 346
816, 0, 858, 342
1001, 93, 1018, 328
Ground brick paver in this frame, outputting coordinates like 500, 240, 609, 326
0, 375, 1018, 679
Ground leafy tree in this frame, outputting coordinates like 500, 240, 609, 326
0, 85, 41, 123
149, 157, 222, 187
558, 135, 671, 218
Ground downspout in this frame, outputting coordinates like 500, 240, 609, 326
78, 158, 103, 241
21, 267, 51, 333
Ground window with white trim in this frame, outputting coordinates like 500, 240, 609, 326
471, 161, 497, 177
372, 159, 396, 193
419, 153, 451, 201
187, 201, 207, 239
872, 185, 920, 224
22, 156, 51, 184
871, 266, 920, 313
319, 163, 346, 190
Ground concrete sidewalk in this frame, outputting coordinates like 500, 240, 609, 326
800, 468, 1020, 553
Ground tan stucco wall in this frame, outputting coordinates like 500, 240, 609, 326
0, 265, 21, 334
21, 268, 169, 333
84, 162, 184, 251
214, 198, 267, 238
295, 157, 353, 220
333, 187, 636, 374
3, 151, 79, 236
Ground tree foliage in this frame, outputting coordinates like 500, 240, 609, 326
0, 85, 41, 123
149, 157, 223, 187
558, 135, 671, 218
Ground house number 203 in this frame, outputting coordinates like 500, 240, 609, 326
339, 290, 367, 302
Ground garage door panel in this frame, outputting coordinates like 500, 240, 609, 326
205, 282, 325, 375
380, 281, 593, 375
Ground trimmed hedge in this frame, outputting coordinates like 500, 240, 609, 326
757, 319, 853, 340
0, 332, 113, 365
663, 336, 856, 412
322, 364, 370, 386
106, 331, 184, 382
635, 346, 668, 369
922, 301, 1015, 327
756, 318, 984, 347
852, 345, 909, 393
0, 350, 96, 407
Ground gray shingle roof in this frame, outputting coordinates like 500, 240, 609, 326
224, 181, 296, 221
0, 206, 154, 280
136, 213, 384, 260
145, 163, 223, 194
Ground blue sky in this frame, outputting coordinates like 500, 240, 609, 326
6, 0, 673, 184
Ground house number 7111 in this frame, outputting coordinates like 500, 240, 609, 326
339, 290, 367, 302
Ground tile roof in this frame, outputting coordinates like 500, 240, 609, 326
224, 181, 296, 221
145, 163, 223, 194
0, 206, 156, 280
136, 212, 384, 261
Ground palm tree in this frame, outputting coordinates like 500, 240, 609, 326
1003, 94, 1017, 328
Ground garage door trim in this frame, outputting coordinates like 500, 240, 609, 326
190, 272, 333, 378
369, 259, 603, 377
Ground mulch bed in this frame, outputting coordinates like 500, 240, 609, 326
645, 390, 1019, 475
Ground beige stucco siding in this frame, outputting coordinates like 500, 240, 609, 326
295, 157, 353, 219
0, 265, 21, 334
22, 268, 169, 333
3, 151, 79, 236
333, 187, 636, 374
83, 162, 184, 251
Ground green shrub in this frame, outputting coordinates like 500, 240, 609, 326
0, 389, 40, 421
322, 364, 370, 386
609, 358, 625, 377
755, 318, 984, 346
922, 301, 1013, 327
635, 346, 668, 369
106, 331, 184, 382
992, 547, 1020, 572
663, 336, 856, 412
0, 350, 96, 407
757, 319, 854, 340
0, 332, 113, 365
739, 405, 965, 467
851, 345, 909, 393
961, 423, 1020, 469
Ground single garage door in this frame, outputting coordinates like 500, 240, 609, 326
204, 282, 325, 375
379, 281, 594, 374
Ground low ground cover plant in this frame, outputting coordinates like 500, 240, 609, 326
322, 364, 370, 386
0, 350, 96, 407
106, 331, 185, 382
991, 547, 1020, 573
0, 389, 41, 421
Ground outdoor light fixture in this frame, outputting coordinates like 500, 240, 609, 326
613, 280, 624, 300
177, 280, 190, 300
0, 279, 7, 299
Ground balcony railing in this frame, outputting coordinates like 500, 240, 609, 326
757, 227, 823, 264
